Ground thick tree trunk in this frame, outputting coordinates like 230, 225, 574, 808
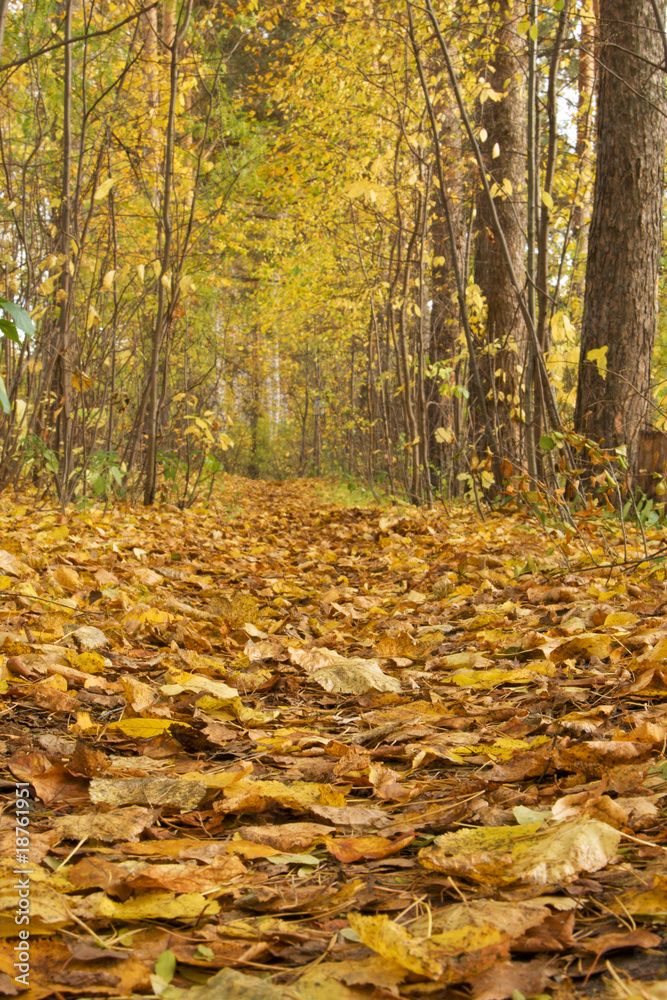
574, 0, 667, 476
474, 0, 527, 465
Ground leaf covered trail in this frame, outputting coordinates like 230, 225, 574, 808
0, 479, 666, 999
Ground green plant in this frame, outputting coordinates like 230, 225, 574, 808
624, 493, 664, 528
23, 434, 59, 479
85, 449, 125, 500
0, 299, 34, 412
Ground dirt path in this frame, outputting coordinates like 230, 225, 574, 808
0, 479, 665, 999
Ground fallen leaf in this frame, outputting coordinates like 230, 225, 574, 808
53, 806, 155, 842
89, 776, 207, 810
419, 817, 621, 886
324, 831, 415, 862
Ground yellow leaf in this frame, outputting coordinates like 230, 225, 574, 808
139, 607, 173, 625
93, 176, 117, 201
347, 913, 443, 978
165, 668, 238, 700
71, 712, 95, 733
74, 651, 107, 674
450, 663, 556, 689
441, 651, 493, 669
96, 891, 219, 921
72, 370, 93, 392
121, 675, 156, 713
541, 189, 554, 210
612, 875, 667, 917
107, 718, 188, 738
603, 612, 639, 628
226, 838, 281, 859
182, 766, 251, 791
550, 633, 612, 663
179, 274, 196, 295
586, 345, 608, 379
419, 818, 620, 887
218, 777, 346, 814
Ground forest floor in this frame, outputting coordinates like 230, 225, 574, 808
0, 478, 666, 1000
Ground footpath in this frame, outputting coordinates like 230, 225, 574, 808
0, 478, 665, 999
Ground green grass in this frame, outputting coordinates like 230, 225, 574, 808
313, 477, 391, 508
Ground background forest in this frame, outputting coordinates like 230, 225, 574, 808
0, 0, 664, 509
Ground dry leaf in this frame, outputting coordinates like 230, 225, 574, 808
89, 776, 207, 810
419, 817, 621, 886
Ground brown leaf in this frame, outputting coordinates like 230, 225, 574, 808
124, 855, 246, 893
89, 776, 207, 811
0, 549, 31, 577
579, 928, 662, 957
236, 821, 333, 851
467, 958, 555, 1000
309, 804, 389, 828
8, 752, 89, 805
51, 564, 83, 592
554, 741, 653, 776
53, 806, 156, 843
368, 762, 417, 802
325, 831, 415, 862
512, 911, 576, 952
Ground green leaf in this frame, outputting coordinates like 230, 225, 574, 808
194, 944, 215, 960
0, 374, 10, 414
0, 318, 20, 343
539, 434, 555, 451
554, 0, 565, 9
0, 299, 34, 336
154, 950, 176, 984
529, 22, 538, 42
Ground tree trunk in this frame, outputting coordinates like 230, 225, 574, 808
474, 0, 527, 466
427, 96, 467, 490
144, 0, 193, 505
569, 0, 597, 318
574, 0, 667, 477
55, 0, 74, 495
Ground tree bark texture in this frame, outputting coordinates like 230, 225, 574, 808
474, 0, 527, 464
574, 0, 667, 474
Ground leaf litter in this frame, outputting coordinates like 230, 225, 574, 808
0, 480, 666, 998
